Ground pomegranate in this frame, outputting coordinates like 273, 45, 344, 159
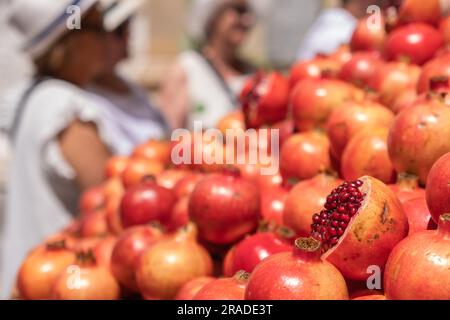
166, 196, 190, 232
111, 225, 163, 292
245, 237, 349, 300
189, 169, 260, 244
341, 127, 395, 184
223, 232, 293, 276
240, 72, 290, 128
104, 156, 129, 179
217, 110, 245, 135
326, 101, 394, 160
389, 174, 425, 203
173, 172, 203, 199
17, 241, 75, 300
280, 131, 332, 181
260, 185, 288, 225
417, 54, 450, 93
92, 236, 116, 270
283, 174, 342, 236
350, 15, 386, 52
369, 62, 420, 108
257, 171, 282, 192
329, 44, 352, 66
271, 119, 294, 147
426, 152, 450, 223
120, 178, 176, 228
291, 78, 360, 132
339, 52, 384, 88
132, 139, 171, 164
312, 177, 408, 280
289, 57, 341, 88
156, 169, 189, 190
388, 89, 450, 185
384, 213, 450, 300
121, 158, 165, 189
175, 277, 216, 300
194, 271, 248, 300
136, 225, 213, 300
79, 210, 109, 238
51, 251, 120, 300
385, 23, 443, 65
389, 88, 418, 114
104, 178, 124, 235
402, 197, 436, 235
398, 0, 442, 25
79, 186, 106, 215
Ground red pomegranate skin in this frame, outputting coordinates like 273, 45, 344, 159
289, 57, 341, 88
323, 176, 409, 281
283, 174, 342, 236
350, 16, 386, 52
110, 225, 163, 292
341, 128, 395, 184
291, 78, 359, 132
175, 277, 216, 300
279, 131, 332, 182
193, 274, 248, 300
369, 62, 420, 108
120, 180, 176, 228
385, 23, 443, 65
426, 152, 450, 223
398, 0, 442, 26
402, 197, 435, 235
339, 52, 384, 88
384, 214, 450, 300
189, 171, 260, 244
326, 101, 394, 160
441, 16, 450, 45
260, 185, 288, 225
245, 238, 349, 300
173, 173, 204, 199
240, 72, 290, 128
387, 94, 450, 185
223, 232, 293, 277
389, 176, 426, 204
166, 196, 190, 232
417, 54, 450, 93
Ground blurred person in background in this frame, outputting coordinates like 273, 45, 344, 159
0, 0, 167, 298
89, 0, 170, 146
160, 0, 256, 130
296, 0, 388, 60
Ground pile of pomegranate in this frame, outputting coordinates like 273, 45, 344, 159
16, 0, 450, 300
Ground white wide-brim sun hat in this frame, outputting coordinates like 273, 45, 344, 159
9, 0, 146, 59
100, 0, 146, 32
9, 0, 99, 59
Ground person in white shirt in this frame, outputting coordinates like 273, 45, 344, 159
0, 0, 167, 298
160, 0, 256, 130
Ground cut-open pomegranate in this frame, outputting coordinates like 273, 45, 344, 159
310, 176, 408, 280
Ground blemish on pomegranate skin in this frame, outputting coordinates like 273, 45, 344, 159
381, 202, 389, 224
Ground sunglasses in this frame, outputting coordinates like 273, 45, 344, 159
229, 3, 251, 15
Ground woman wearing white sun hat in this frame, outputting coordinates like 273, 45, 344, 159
0, 0, 166, 298
160, 0, 257, 130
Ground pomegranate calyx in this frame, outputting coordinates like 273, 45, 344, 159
75, 250, 97, 266
46, 239, 67, 250
234, 270, 250, 283
396, 172, 420, 190
438, 213, 450, 235
294, 237, 322, 260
